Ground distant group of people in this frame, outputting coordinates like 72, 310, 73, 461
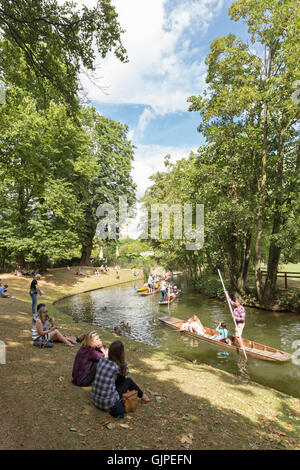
159, 278, 179, 301
15, 268, 43, 278
94, 265, 109, 275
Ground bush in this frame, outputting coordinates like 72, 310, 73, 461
194, 274, 228, 299
277, 291, 300, 313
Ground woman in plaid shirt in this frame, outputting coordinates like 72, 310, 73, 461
72, 331, 107, 386
92, 340, 150, 418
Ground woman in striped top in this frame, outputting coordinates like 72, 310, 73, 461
32, 306, 78, 346
225, 291, 246, 348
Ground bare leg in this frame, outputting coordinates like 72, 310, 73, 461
50, 329, 74, 346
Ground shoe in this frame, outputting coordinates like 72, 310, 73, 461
141, 396, 151, 404
76, 334, 85, 343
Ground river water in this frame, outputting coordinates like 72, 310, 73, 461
57, 276, 300, 398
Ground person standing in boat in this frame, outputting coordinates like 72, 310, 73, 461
225, 292, 246, 348
160, 279, 167, 301
147, 274, 153, 293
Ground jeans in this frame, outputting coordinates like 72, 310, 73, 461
115, 375, 143, 399
161, 290, 167, 301
31, 293, 38, 314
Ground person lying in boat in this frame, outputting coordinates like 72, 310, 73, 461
189, 315, 206, 335
180, 317, 192, 331
210, 322, 230, 341
180, 315, 206, 336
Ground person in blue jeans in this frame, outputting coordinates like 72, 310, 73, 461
160, 279, 167, 301
30, 279, 42, 314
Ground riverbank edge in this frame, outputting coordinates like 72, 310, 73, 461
192, 273, 300, 313
52, 277, 144, 305
0, 267, 299, 450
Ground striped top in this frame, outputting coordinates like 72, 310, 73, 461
227, 296, 246, 323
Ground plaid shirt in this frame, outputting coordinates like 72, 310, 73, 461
227, 296, 246, 323
72, 346, 104, 386
92, 358, 121, 411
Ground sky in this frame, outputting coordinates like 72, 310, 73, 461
74, 0, 248, 197
72, 0, 249, 237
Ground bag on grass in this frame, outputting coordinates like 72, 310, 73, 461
33, 338, 54, 348
122, 390, 138, 413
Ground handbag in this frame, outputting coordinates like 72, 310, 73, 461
122, 390, 138, 413
33, 338, 54, 348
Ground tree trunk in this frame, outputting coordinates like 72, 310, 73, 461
263, 213, 281, 303
263, 134, 284, 303
228, 233, 239, 290
254, 101, 268, 302
80, 237, 94, 266
237, 232, 252, 293
79, 203, 96, 266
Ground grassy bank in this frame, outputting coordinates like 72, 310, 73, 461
0, 267, 299, 450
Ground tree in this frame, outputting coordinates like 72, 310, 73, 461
0, 0, 127, 109
0, 86, 94, 268
188, 0, 299, 304
77, 107, 136, 265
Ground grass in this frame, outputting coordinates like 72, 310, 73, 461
0, 267, 299, 450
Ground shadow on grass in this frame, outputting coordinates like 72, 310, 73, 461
0, 282, 299, 450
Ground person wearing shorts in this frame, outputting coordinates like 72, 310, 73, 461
225, 292, 246, 348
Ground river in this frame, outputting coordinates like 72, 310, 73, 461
57, 276, 300, 398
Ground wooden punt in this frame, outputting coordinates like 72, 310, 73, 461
136, 284, 148, 292
136, 282, 160, 293
139, 288, 161, 296
159, 291, 181, 305
158, 316, 292, 362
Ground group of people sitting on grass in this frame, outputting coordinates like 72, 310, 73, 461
30, 304, 150, 418
94, 265, 109, 275
72, 333, 150, 417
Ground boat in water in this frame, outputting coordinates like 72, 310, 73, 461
158, 316, 292, 362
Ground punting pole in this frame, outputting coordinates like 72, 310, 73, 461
217, 269, 247, 361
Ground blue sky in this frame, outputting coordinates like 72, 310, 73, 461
77, 0, 249, 201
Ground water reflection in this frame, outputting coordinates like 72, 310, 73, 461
57, 277, 300, 398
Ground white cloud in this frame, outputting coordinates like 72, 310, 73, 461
80, 0, 224, 115
127, 143, 197, 238
132, 144, 196, 199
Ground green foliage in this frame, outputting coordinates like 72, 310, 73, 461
194, 274, 228, 299
0, 0, 127, 110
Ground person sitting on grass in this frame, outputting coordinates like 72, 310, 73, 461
0, 284, 11, 298
92, 340, 150, 418
31, 306, 84, 347
72, 331, 108, 386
